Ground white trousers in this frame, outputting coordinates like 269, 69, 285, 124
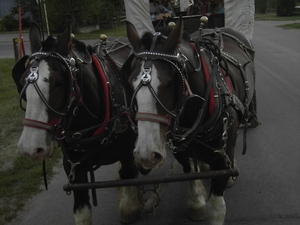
224, 0, 255, 40
124, 0, 154, 37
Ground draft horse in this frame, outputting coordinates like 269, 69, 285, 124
13, 22, 141, 224
122, 17, 257, 224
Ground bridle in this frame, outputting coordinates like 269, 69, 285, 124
129, 32, 222, 153
19, 51, 78, 134
130, 32, 187, 127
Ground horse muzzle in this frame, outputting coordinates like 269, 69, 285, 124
133, 148, 165, 170
18, 128, 54, 161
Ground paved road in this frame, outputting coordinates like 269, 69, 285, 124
7, 20, 300, 225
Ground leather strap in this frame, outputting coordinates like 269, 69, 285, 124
136, 112, 171, 126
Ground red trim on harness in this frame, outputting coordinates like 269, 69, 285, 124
91, 55, 110, 136
222, 69, 233, 93
200, 55, 215, 114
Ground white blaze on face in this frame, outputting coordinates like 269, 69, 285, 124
133, 62, 166, 169
18, 60, 53, 161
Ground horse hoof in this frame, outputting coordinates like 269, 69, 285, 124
187, 208, 207, 221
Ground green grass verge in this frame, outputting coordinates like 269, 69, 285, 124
255, 12, 300, 29
255, 11, 300, 21
0, 152, 61, 224
72, 24, 126, 40
0, 58, 62, 224
277, 22, 300, 29
0, 58, 23, 169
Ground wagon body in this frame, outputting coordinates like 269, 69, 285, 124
172, 0, 254, 40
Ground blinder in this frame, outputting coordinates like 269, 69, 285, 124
12, 55, 30, 97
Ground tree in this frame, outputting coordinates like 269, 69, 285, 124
45, 0, 100, 32
11, 0, 40, 23
45, 0, 124, 32
256, 0, 268, 13
276, 0, 296, 16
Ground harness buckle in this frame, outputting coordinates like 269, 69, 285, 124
27, 66, 39, 82
67, 160, 81, 182
72, 132, 82, 139
141, 68, 152, 84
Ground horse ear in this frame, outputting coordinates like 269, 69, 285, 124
126, 21, 143, 53
29, 21, 42, 53
56, 21, 72, 56
164, 16, 183, 52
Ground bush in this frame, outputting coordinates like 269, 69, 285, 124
256, 0, 268, 13
1, 14, 18, 31
45, 0, 124, 32
0, 20, 3, 32
276, 0, 296, 16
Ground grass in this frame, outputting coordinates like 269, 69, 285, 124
277, 22, 300, 29
255, 11, 300, 29
0, 58, 62, 224
0, 58, 23, 168
0, 152, 61, 224
71, 25, 126, 40
255, 11, 300, 21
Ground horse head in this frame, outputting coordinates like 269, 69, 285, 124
16, 22, 80, 161
126, 18, 188, 169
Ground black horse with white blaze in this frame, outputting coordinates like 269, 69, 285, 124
121, 17, 258, 225
13, 22, 141, 224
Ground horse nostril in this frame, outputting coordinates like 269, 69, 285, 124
151, 152, 163, 161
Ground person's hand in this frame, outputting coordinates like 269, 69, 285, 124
163, 12, 172, 18
156, 13, 165, 20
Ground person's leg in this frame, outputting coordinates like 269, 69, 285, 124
124, 0, 154, 37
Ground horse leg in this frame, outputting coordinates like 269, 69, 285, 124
206, 175, 227, 225
73, 188, 92, 225
174, 152, 207, 221
63, 158, 92, 225
207, 156, 231, 225
118, 158, 142, 224
207, 114, 239, 225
